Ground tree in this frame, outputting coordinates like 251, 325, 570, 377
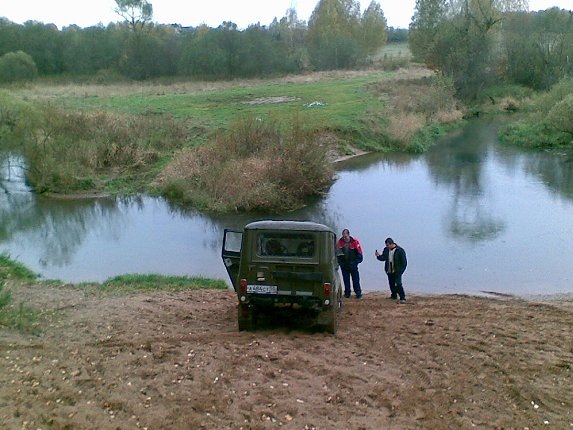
0, 50, 37, 82
178, 23, 241, 80
269, 8, 309, 72
410, 0, 530, 99
114, 0, 153, 32
359, 1, 388, 56
0, 18, 21, 57
236, 24, 281, 77
307, 0, 362, 69
409, 0, 448, 64
16, 22, 64, 75
114, 0, 155, 79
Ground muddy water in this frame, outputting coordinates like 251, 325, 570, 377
1, 120, 572, 296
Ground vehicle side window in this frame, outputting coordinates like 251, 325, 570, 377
223, 231, 243, 253
257, 233, 315, 258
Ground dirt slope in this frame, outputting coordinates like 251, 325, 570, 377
1, 285, 572, 429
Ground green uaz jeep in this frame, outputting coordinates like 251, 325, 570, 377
221, 220, 343, 333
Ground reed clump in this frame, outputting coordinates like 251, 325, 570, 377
156, 115, 334, 212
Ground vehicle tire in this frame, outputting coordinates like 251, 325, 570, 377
323, 304, 337, 334
238, 303, 256, 331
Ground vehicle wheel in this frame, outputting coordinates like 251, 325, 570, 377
323, 304, 337, 334
238, 303, 256, 331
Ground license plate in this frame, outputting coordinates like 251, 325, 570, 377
247, 284, 278, 294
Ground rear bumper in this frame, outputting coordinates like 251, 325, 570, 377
244, 294, 328, 310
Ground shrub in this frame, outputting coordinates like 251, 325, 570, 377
22, 106, 188, 193
0, 91, 41, 144
499, 120, 552, 148
155, 115, 334, 212
0, 51, 38, 83
546, 94, 573, 136
499, 77, 573, 149
537, 77, 573, 113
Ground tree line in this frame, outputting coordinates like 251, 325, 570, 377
0, 0, 394, 82
409, 0, 573, 99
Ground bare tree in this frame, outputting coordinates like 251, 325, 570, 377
114, 0, 153, 32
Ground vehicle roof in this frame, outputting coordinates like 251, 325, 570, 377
245, 220, 335, 233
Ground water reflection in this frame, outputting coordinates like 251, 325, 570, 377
426, 122, 505, 242
494, 142, 573, 202
1, 154, 35, 241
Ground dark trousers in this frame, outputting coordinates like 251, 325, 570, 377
341, 265, 361, 297
387, 272, 405, 300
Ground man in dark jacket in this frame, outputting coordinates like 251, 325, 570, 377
337, 229, 363, 299
375, 237, 407, 303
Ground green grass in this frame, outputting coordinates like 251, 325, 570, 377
96, 273, 228, 294
0, 253, 37, 281
498, 77, 573, 149
377, 42, 412, 60
0, 301, 40, 333
45, 71, 392, 146
0, 254, 39, 333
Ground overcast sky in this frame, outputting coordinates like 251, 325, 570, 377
1, 0, 571, 30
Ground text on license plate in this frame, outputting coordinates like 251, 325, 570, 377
247, 285, 278, 294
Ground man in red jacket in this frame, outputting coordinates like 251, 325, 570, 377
337, 228, 363, 299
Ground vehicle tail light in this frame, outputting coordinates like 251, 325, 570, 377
324, 282, 331, 297
240, 278, 247, 294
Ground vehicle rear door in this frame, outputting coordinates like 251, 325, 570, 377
222, 229, 243, 291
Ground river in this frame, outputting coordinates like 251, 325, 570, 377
1, 120, 572, 297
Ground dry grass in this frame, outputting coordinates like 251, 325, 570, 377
369, 73, 463, 148
155, 115, 334, 212
499, 96, 520, 111
433, 109, 464, 124
18, 67, 434, 101
385, 113, 427, 144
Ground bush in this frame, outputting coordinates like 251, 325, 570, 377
0, 91, 41, 144
499, 77, 573, 149
0, 51, 38, 83
537, 77, 573, 113
546, 94, 573, 135
22, 106, 188, 193
500, 118, 573, 149
155, 115, 334, 212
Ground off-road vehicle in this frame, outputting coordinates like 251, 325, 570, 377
221, 220, 343, 333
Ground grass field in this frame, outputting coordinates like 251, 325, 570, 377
23, 70, 395, 146
378, 42, 412, 61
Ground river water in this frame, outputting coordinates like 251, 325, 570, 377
1, 120, 572, 296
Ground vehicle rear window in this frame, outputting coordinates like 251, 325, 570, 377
257, 232, 315, 258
